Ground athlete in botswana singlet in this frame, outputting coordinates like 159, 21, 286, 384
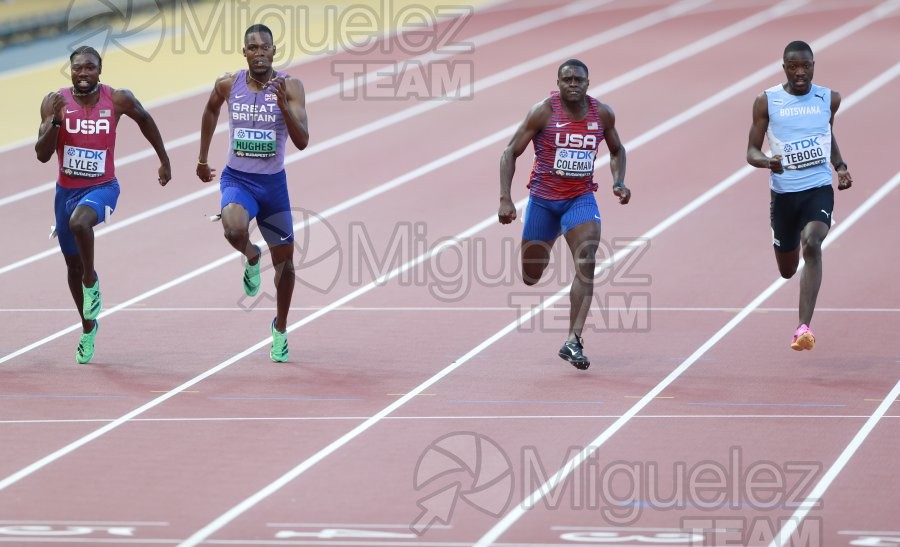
499, 59, 631, 370
747, 40, 853, 351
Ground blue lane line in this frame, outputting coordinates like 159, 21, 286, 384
688, 402, 847, 407
448, 400, 603, 405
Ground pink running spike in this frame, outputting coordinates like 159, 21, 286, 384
791, 324, 816, 351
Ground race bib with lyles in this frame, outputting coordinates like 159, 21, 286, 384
780, 136, 827, 170
553, 147, 596, 178
232, 128, 276, 158
62, 145, 106, 178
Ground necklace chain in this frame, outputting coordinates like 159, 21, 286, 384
72, 83, 99, 97
247, 70, 274, 91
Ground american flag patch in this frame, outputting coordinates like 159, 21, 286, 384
587, 121, 598, 130
99, 109, 111, 117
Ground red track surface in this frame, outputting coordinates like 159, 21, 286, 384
1, 1, 899, 546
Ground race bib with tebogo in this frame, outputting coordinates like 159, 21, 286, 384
779, 136, 828, 171
232, 128, 276, 158
553, 147, 596, 178
61, 145, 106, 178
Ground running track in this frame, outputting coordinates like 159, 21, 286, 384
1, 1, 898, 545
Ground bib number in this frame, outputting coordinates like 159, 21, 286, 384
62, 145, 106, 178
553, 147, 595, 178
233, 128, 276, 158
780, 139, 827, 170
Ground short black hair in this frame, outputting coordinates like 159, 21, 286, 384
558, 59, 589, 78
70, 45, 102, 68
783, 40, 813, 59
245, 24, 274, 43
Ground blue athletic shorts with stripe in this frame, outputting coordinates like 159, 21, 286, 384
522, 193, 601, 241
220, 166, 294, 245
54, 179, 120, 256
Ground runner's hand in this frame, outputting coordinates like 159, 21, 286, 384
498, 197, 517, 224
837, 167, 853, 191
613, 184, 631, 205
769, 155, 784, 174
158, 163, 171, 186
197, 163, 216, 183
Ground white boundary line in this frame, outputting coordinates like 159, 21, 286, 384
0, 0, 699, 275
475, 170, 900, 546
768, 380, 900, 547
1, 306, 899, 313
1, 414, 898, 426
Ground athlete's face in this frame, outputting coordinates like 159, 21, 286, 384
70, 53, 101, 92
243, 32, 276, 77
557, 65, 589, 103
783, 50, 814, 95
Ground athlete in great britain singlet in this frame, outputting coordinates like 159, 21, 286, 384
196, 24, 309, 363
499, 59, 631, 371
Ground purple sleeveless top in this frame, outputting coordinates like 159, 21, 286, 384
226, 70, 289, 174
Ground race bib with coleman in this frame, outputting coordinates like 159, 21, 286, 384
232, 128, 276, 158
553, 147, 596, 178
780, 136, 828, 170
61, 145, 106, 178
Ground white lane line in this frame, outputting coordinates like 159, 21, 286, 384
2, 414, 898, 426
0, 0, 720, 359
0, 0, 602, 209
768, 380, 900, 547
2, 306, 899, 313
476, 168, 900, 546
0, 0, 700, 276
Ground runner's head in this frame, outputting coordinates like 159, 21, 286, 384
557, 59, 589, 104
243, 24, 276, 78
69, 46, 102, 94
782, 40, 814, 95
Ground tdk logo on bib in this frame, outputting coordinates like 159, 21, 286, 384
783, 137, 820, 153
236, 129, 273, 140
66, 147, 105, 160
